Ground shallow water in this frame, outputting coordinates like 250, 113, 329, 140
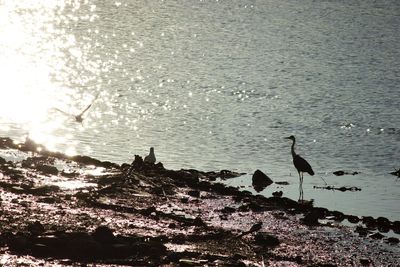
0, 0, 399, 220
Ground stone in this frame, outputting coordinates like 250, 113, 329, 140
92, 226, 115, 244
252, 170, 273, 192
27, 221, 45, 236
254, 232, 280, 247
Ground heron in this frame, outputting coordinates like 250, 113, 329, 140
144, 147, 156, 164
285, 135, 314, 200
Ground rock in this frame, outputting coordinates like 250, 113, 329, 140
355, 226, 370, 236
386, 237, 399, 244
272, 191, 283, 197
254, 232, 280, 247
193, 217, 206, 227
369, 232, 384, 239
0, 156, 6, 164
359, 258, 371, 266
37, 165, 59, 175
252, 170, 273, 192
331, 211, 345, 222
188, 190, 200, 198
376, 217, 390, 228
346, 215, 360, 224
333, 170, 345, 176
393, 221, 400, 233
27, 221, 45, 236
92, 226, 115, 244
302, 211, 320, 226
362, 216, 376, 228
333, 170, 359, 176
30, 185, 60, 196
389, 168, 400, 177
220, 206, 236, 214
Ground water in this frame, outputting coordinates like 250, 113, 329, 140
0, 0, 399, 221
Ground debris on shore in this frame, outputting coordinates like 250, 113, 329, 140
0, 137, 399, 266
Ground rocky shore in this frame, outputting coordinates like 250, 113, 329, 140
0, 137, 399, 266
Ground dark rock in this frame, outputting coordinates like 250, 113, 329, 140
180, 197, 189, 203
92, 226, 115, 244
333, 170, 345, 176
331, 211, 345, 222
362, 216, 376, 228
302, 211, 320, 226
393, 221, 400, 233
275, 181, 289, 185
369, 232, 384, 239
188, 190, 200, 198
389, 168, 400, 177
272, 191, 283, 197
30, 185, 60, 195
0, 156, 6, 164
252, 170, 273, 192
7, 233, 29, 252
254, 232, 280, 247
333, 170, 359, 176
27, 221, 45, 236
355, 226, 370, 236
386, 237, 399, 244
220, 206, 236, 214
346, 215, 360, 224
376, 217, 390, 228
37, 165, 59, 175
193, 217, 206, 227
359, 258, 371, 266
312, 207, 329, 219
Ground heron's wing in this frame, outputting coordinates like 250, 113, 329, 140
77, 103, 93, 117
294, 154, 314, 175
52, 107, 70, 116
77, 94, 99, 117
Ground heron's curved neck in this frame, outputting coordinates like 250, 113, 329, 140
291, 139, 296, 157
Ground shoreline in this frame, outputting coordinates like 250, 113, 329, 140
0, 136, 399, 266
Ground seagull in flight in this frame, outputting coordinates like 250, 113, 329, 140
53, 94, 98, 123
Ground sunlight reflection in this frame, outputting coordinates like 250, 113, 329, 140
0, 1, 100, 156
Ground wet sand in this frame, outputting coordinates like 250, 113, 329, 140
0, 137, 399, 266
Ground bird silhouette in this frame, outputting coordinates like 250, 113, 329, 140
239, 222, 262, 237
53, 94, 98, 123
144, 147, 156, 164
285, 135, 314, 201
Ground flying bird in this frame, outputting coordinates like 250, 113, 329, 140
53, 94, 98, 123
144, 147, 156, 164
285, 135, 314, 200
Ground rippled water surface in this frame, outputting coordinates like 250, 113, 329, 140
0, 0, 399, 220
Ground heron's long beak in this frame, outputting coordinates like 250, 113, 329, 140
284, 137, 291, 139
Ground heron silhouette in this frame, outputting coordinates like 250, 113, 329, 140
285, 135, 314, 201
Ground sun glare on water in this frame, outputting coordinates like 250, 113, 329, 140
0, 0, 87, 155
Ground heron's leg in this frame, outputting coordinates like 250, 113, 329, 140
298, 172, 302, 201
